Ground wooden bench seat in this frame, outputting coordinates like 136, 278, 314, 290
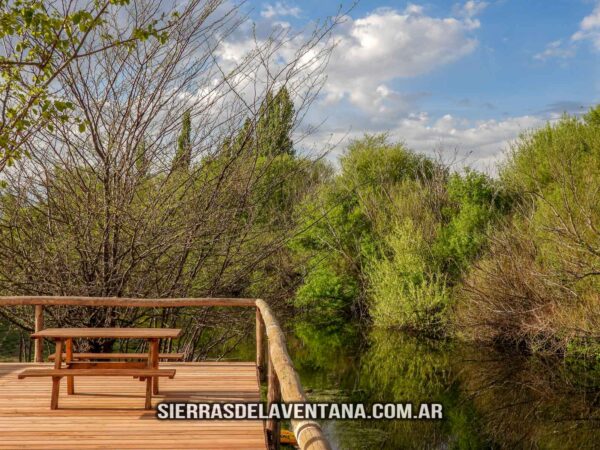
18, 368, 175, 409
18, 368, 176, 378
49, 352, 184, 361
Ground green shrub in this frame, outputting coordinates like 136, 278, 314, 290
292, 134, 439, 320
433, 169, 512, 279
369, 220, 449, 334
458, 108, 600, 354
294, 262, 359, 326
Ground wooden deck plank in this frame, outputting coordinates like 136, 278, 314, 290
0, 362, 266, 449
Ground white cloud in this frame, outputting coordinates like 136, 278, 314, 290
260, 2, 301, 19
460, 0, 489, 18
572, 2, 600, 50
214, 2, 548, 170
534, 40, 576, 61
220, 4, 484, 117
537, 1, 600, 60
323, 6, 481, 115
392, 113, 543, 165
305, 113, 544, 171
455, 0, 488, 29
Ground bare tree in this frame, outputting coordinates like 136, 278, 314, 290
0, 0, 338, 357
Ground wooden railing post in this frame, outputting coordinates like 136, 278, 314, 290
266, 355, 281, 450
34, 305, 44, 363
256, 308, 266, 382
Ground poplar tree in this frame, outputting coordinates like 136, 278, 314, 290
256, 87, 294, 156
172, 110, 192, 171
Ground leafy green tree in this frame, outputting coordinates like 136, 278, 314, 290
0, 0, 170, 172
459, 109, 600, 354
584, 104, 600, 127
223, 87, 295, 158
136, 139, 150, 176
369, 218, 450, 334
432, 169, 512, 279
292, 135, 440, 323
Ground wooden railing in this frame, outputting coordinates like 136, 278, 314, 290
0, 296, 331, 450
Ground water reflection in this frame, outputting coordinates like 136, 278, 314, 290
291, 323, 600, 450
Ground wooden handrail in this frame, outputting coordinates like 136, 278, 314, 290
255, 299, 331, 450
0, 296, 256, 307
0, 296, 331, 450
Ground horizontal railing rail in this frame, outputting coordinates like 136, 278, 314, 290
0, 296, 331, 450
0, 296, 256, 307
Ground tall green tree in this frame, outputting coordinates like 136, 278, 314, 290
136, 139, 150, 176
220, 87, 295, 158
172, 110, 192, 171
292, 135, 440, 323
256, 87, 294, 156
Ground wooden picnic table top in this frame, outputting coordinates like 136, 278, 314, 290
31, 328, 182, 339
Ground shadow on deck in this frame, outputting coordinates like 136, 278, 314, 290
0, 362, 266, 449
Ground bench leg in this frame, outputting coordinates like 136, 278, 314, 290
51, 376, 60, 410
66, 338, 74, 395
50, 339, 63, 409
145, 377, 152, 410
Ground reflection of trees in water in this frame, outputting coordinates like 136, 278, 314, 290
456, 348, 600, 450
293, 325, 488, 449
292, 323, 599, 450
291, 320, 361, 398
346, 330, 487, 450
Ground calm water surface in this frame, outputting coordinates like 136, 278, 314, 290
286, 321, 600, 450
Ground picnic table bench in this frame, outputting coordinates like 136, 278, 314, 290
19, 328, 182, 410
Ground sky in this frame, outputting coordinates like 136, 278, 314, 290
239, 0, 600, 171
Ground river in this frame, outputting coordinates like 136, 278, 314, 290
286, 321, 600, 450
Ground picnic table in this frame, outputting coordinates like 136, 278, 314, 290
19, 327, 181, 410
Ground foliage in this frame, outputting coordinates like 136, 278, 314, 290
459, 108, 600, 355
295, 261, 359, 326
583, 104, 600, 127
432, 169, 513, 280
292, 135, 436, 323
292, 134, 512, 335
369, 220, 450, 334
255, 87, 295, 157
222, 87, 295, 158
0, 0, 170, 172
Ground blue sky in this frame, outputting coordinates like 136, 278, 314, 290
238, 1, 600, 170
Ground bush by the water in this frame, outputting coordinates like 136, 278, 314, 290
457, 108, 600, 356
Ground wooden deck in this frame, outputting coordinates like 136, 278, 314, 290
0, 362, 267, 449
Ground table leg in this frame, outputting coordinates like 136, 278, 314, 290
150, 338, 159, 395
51, 339, 63, 409
66, 338, 74, 395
